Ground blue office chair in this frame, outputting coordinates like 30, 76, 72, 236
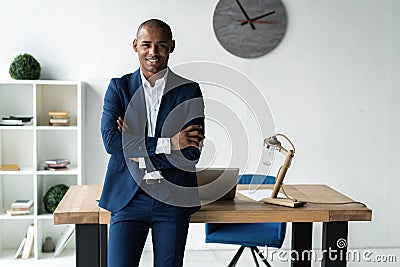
205, 174, 287, 267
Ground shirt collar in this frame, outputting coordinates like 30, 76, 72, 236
140, 68, 169, 90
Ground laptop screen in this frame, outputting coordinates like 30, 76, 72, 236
196, 168, 239, 202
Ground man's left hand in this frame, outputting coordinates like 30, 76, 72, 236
117, 116, 139, 163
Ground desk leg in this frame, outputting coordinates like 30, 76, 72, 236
321, 222, 348, 267
99, 224, 108, 267
291, 222, 313, 267
76, 224, 108, 267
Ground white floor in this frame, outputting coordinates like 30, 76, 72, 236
1, 248, 399, 267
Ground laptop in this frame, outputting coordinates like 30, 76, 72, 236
196, 168, 239, 202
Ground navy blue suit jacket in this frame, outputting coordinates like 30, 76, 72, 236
99, 69, 205, 212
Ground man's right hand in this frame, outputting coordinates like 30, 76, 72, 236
117, 116, 127, 132
171, 125, 204, 150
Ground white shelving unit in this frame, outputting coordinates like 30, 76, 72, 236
0, 80, 84, 261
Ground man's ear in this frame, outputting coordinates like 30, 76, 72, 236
133, 39, 138, 52
170, 40, 175, 53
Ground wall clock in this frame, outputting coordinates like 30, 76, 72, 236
213, 0, 287, 58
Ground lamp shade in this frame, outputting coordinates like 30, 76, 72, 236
264, 136, 281, 149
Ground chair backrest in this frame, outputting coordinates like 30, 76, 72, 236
205, 174, 287, 247
238, 174, 276, 185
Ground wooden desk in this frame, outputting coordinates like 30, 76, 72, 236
54, 184, 372, 267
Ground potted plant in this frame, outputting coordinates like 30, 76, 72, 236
9, 53, 41, 80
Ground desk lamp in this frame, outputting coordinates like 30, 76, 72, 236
261, 133, 305, 208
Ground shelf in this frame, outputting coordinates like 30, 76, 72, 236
0, 126, 33, 130
0, 249, 19, 260
36, 126, 78, 131
0, 167, 77, 175
37, 166, 78, 175
38, 247, 75, 260
0, 80, 83, 263
37, 214, 53, 220
0, 80, 80, 86
0, 214, 34, 220
0, 166, 35, 175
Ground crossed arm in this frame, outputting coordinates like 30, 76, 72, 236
117, 116, 204, 150
101, 78, 205, 171
117, 116, 204, 168
103, 114, 204, 171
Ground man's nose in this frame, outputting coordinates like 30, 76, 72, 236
149, 45, 158, 55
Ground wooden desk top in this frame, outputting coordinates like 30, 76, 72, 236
54, 184, 372, 225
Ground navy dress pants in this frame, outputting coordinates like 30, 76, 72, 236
108, 186, 193, 267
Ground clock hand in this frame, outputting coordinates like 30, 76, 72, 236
241, 11, 276, 26
235, 0, 256, 30
237, 20, 279, 24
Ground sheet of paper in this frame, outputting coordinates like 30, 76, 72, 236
238, 188, 286, 201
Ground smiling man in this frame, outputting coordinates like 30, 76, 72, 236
133, 20, 173, 84
99, 19, 205, 267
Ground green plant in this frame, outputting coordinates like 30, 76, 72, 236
43, 184, 69, 213
9, 53, 41, 80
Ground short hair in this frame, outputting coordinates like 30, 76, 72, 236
137, 19, 173, 40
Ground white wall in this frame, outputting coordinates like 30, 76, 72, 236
0, 0, 399, 250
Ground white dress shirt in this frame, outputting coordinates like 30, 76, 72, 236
138, 69, 171, 180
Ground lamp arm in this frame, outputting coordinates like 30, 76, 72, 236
270, 149, 294, 198
275, 133, 295, 153
278, 146, 289, 155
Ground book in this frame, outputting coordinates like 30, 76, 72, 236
44, 159, 70, 165
44, 166, 68, 171
22, 224, 35, 259
14, 235, 27, 259
0, 119, 23, 126
1, 164, 20, 171
6, 209, 31, 216
9, 115, 33, 123
46, 162, 69, 168
8, 200, 33, 216
54, 226, 74, 257
11, 207, 31, 211
11, 200, 33, 209
49, 118, 70, 124
48, 111, 69, 119
49, 122, 70, 126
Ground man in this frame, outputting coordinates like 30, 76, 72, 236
99, 19, 205, 267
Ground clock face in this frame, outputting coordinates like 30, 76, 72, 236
213, 0, 287, 58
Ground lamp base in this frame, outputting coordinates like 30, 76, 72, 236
262, 197, 305, 208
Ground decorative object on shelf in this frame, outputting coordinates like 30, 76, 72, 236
43, 184, 69, 213
10, 115, 33, 122
44, 158, 70, 165
14, 234, 27, 259
261, 133, 305, 207
42, 236, 55, 253
54, 226, 74, 257
44, 158, 70, 171
22, 224, 35, 259
1, 164, 20, 171
48, 111, 70, 126
1, 115, 33, 126
213, 0, 287, 58
0, 119, 23, 126
7, 199, 33, 216
9, 53, 41, 80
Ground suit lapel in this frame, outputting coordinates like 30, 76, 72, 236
128, 69, 143, 100
154, 71, 183, 137
126, 70, 148, 136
